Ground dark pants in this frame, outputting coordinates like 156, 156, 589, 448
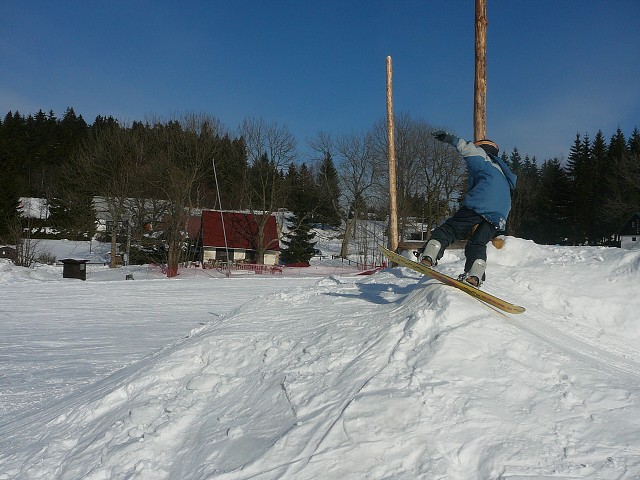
428, 207, 497, 273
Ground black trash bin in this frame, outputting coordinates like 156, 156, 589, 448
61, 259, 89, 281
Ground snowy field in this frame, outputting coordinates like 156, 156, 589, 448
1, 237, 640, 479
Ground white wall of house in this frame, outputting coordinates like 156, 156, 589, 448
620, 235, 640, 249
203, 247, 279, 265
203, 248, 237, 263
203, 249, 215, 263
264, 251, 279, 265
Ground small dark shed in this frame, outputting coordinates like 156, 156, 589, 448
61, 259, 89, 280
0, 246, 17, 260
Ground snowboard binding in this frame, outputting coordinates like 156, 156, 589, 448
458, 259, 487, 288
414, 239, 441, 268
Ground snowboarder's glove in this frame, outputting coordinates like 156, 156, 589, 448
432, 130, 455, 144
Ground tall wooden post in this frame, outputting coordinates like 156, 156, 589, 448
474, 0, 487, 142
386, 56, 399, 253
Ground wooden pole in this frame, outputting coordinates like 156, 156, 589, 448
386, 56, 399, 253
474, 0, 487, 142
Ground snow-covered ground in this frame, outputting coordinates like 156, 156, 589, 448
1, 237, 640, 479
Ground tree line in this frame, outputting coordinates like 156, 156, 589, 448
507, 128, 640, 245
1, 107, 639, 268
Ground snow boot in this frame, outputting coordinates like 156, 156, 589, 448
417, 239, 441, 267
458, 259, 486, 288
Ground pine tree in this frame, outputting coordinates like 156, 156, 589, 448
629, 127, 640, 156
591, 131, 610, 241
205, 134, 248, 211
315, 152, 341, 228
514, 155, 540, 240
505, 147, 525, 235
604, 128, 640, 226
281, 163, 317, 264
508, 147, 522, 173
280, 209, 317, 265
565, 133, 582, 182
565, 133, 596, 243
0, 112, 25, 240
629, 128, 640, 216
535, 159, 572, 244
605, 129, 631, 224
298, 163, 318, 213
0, 153, 21, 241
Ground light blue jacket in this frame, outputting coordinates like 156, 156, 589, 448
451, 137, 518, 230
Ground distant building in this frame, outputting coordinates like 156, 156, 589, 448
0, 246, 17, 261
92, 196, 170, 236
615, 212, 640, 249
198, 211, 280, 266
18, 197, 49, 219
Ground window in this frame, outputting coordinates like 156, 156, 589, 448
216, 248, 229, 262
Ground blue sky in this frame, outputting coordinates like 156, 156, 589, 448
1, 1, 639, 163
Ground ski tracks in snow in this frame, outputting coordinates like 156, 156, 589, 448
501, 306, 640, 385
3, 268, 640, 479
428, 264, 640, 387
207, 278, 414, 479
224, 280, 493, 479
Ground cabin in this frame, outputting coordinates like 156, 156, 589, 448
199, 211, 280, 266
615, 212, 640, 250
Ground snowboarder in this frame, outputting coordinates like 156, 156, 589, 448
417, 131, 517, 287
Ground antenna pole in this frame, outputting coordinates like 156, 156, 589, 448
474, 0, 488, 141
386, 56, 399, 253
212, 158, 231, 277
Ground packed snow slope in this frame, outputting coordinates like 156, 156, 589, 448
2, 237, 640, 479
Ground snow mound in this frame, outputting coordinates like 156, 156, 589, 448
0, 259, 61, 284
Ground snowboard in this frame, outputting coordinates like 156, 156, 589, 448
379, 245, 525, 314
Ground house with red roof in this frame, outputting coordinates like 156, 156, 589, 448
199, 210, 280, 266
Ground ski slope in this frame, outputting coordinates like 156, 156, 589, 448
1, 237, 640, 479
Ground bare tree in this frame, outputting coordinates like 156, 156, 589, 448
368, 114, 464, 241
313, 118, 464, 260
369, 114, 430, 240
334, 132, 378, 257
239, 117, 297, 263
417, 128, 465, 237
5, 216, 40, 267
66, 124, 144, 267
147, 114, 224, 275
309, 129, 382, 258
